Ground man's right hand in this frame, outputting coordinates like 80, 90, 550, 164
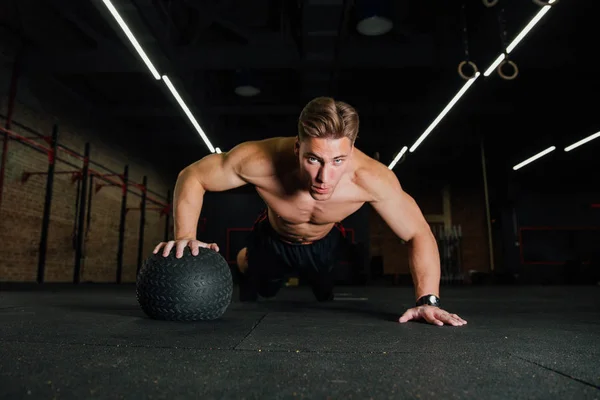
153, 239, 220, 258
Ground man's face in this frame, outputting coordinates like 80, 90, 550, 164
295, 136, 354, 201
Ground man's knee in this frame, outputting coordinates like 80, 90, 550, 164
237, 247, 248, 274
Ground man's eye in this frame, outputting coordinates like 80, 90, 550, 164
334, 159, 343, 164
308, 157, 318, 163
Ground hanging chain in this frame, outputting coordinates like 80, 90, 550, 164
457, 1, 478, 80
495, 5, 519, 80
497, 6, 509, 53
461, 2, 470, 61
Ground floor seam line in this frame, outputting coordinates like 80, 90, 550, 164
511, 354, 600, 389
232, 312, 269, 350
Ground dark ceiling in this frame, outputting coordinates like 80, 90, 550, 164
0, 0, 597, 180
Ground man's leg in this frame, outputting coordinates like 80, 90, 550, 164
292, 249, 336, 302
236, 247, 248, 273
237, 247, 257, 301
305, 267, 335, 302
301, 223, 349, 302
238, 246, 285, 301
237, 209, 287, 301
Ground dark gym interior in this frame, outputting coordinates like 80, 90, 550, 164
1, 0, 599, 398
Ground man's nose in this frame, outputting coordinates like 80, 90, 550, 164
316, 166, 329, 183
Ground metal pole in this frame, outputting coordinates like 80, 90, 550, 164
81, 173, 94, 277
71, 172, 82, 250
480, 138, 495, 272
116, 165, 128, 283
136, 175, 147, 275
164, 189, 171, 242
73, 143, 90, 283
37, 124, 59, 283
86, 175, 94, 237
0, 48, 23, 219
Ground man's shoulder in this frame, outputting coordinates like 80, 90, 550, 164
227, 136, 287, 159
352, 149, 393, 180
351, 150, 400, 201
235, 137, 294, 156
230, 137, 294, 181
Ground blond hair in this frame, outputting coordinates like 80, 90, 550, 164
298, 97, 359, 143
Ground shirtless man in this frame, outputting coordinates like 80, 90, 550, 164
153, 97, 467, 327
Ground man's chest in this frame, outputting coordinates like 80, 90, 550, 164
256, 186, 365, 224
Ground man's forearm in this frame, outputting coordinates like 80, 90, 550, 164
173, 168, 205, 240
407, 229, 441, 302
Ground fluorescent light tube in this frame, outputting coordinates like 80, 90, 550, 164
215, 147, 222, 154
102, 0, 161, 80
388, 146, 408, 170
506, 3, 554, 53
162, 75, 216, 153
409, 72, 480, 153
564, 131, 600, 152
484, 0, 556, 77
484, 54, 505, 77
513, 146, 556, 170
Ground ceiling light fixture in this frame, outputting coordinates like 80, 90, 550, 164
234, 69, 261, 97
387, 146, 408, 170
162, 75, 215, 153
101, 0, 161, 80
512, 146, 556, 170
564, 131, 600, 152
408, 72, 480, 154
234, 85, 261, 97
484, 0, 557, 77
355, 0, 393, 36
388, 2, 557, 169
357, 16, 393, 36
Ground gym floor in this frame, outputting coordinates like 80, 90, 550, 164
1, 283, 599, 399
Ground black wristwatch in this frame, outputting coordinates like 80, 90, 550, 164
416, 294, 441, 308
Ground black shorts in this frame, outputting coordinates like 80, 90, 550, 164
243, 209, 348, 298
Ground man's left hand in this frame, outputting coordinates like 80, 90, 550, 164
399, 306, 467, 326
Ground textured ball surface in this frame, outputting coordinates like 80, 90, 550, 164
136, 247, 233, 321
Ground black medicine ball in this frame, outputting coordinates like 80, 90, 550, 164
136, 246, 233, 321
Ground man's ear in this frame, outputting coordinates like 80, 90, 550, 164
294, 137, 300, 156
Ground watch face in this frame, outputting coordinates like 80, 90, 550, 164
418, 295, 440, 306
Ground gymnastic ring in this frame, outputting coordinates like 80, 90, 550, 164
532, 0, 558, 6
482, 0, 499, 7
458, 60, 478, 80
497, 59, 519, 80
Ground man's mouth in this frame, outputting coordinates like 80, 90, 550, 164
312, 186, 329, 194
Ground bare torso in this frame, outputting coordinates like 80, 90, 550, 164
249, 137, 376, 243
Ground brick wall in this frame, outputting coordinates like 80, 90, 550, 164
0, 96, 173, 283
369, 160, 490, 279
450, 182, 490, 274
